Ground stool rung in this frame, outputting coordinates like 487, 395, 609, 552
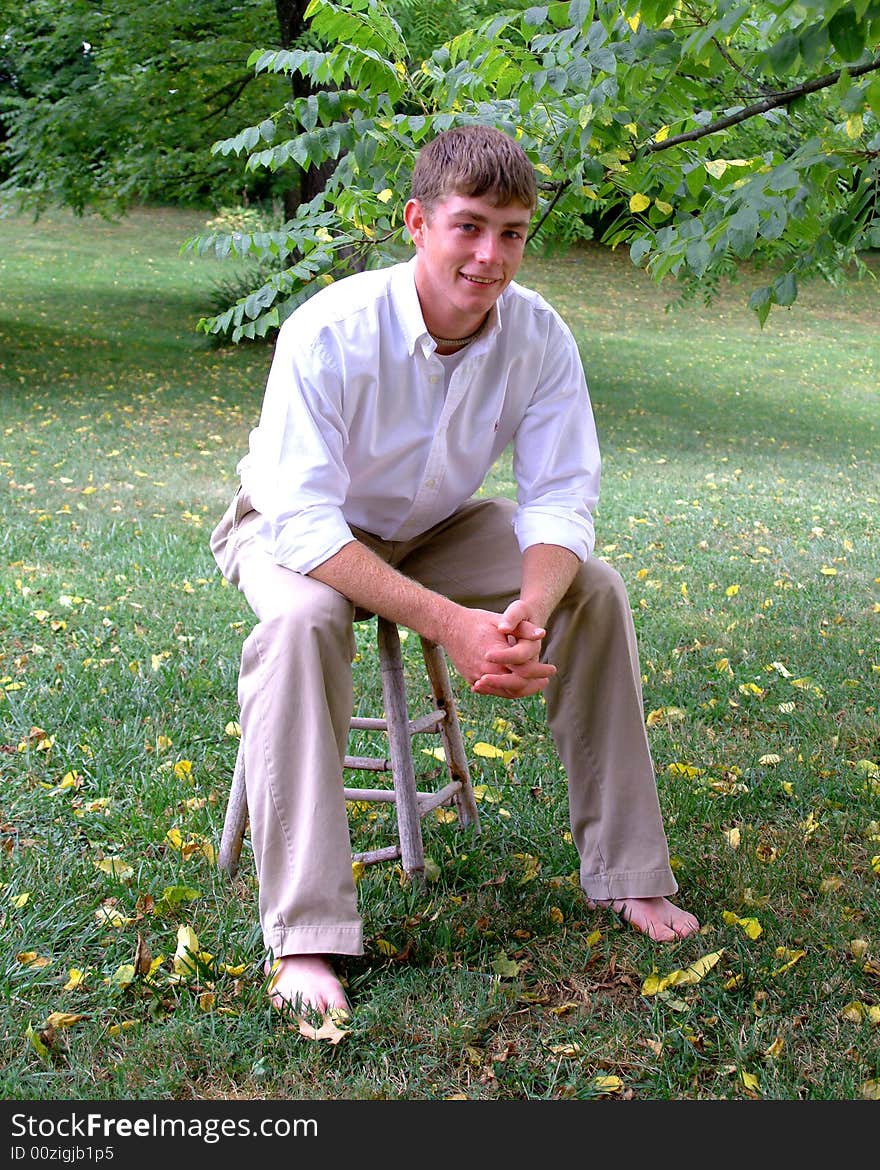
344, 786, 396, 803
344, 755, 391, 771
353, 843, 402, 864
416, 780, 462, 813
345, 780, 462, 814
408, 710, 445, 734
349, 709, 445, 735
349, 716, 388, 731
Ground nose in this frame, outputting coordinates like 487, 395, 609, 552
475, 234, 499, 264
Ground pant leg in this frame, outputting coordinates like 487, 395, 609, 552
211, 493, 364, 958
542, 560, 677, 900
398, 497, 677, 901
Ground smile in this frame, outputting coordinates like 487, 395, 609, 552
461, 274, 497, 285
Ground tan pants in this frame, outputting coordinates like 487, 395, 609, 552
211, 492, 677, 959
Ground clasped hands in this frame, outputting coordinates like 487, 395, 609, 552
448, 599, 555, 700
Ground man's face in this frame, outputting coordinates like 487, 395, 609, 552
404, 193, 531, 333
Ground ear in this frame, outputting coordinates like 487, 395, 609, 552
403, 198, 428, 247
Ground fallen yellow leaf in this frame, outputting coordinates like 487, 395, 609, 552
764, 1037, 784, 1059
107, 1020, 139, 1036
592, 1075, 623, 1093
45, 1011, 83, 1029
646, 706, 686, 726
63, 968, 91, 991
722, 910, 762, 939
641, 950, 724, 996
94, 857, 134, 880
842, 1001, 880, 1025
17, 951, 51, 968
770, 947, 805, 976
173, 924, 200, 976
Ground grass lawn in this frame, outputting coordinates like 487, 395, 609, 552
0, 205, 878, 1103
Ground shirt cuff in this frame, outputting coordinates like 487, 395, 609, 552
514, 506, 594, 562
271, 506, 357, 575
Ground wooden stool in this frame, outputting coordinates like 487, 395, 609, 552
217, 617, 480, 881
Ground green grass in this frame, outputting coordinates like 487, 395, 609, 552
0, 206, 878, 1102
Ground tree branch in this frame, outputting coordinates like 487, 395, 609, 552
711, 36, 775, 98
198, 73, 258, 122
530, 179, 571, 238
646, 55, 880, 152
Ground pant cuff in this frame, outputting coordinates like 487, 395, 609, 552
580, 867, 679, 902
265, 922, 364, 959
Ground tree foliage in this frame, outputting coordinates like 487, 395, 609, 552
0, 0, 514, 216
0, 0, 289, 215
186, 0, 880, 339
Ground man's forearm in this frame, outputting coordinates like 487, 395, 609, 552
307, 539, 459, 646
311, 537, 565, 699
519, 543, 581, 627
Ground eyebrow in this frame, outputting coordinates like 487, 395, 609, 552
449, 207, 532, 229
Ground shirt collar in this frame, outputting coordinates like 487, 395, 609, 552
393, 257, 504, 358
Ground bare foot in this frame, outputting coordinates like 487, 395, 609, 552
588, 896, 699, 941
264, 954, 350, 1021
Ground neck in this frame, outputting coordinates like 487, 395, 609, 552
427, 311, 489, 351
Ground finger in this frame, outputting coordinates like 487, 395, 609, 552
498, 616, 545, 640
497, 601, 529, 633
472, 673, 551, 698
475, 664, 555, 687
485, 645, 554, 671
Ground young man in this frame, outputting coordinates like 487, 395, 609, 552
211, 125, 698, 1021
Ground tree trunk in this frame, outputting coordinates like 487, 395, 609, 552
275, 0, 334, 219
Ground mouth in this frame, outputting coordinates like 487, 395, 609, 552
460, 273, 498, 285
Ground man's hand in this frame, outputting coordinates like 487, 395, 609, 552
443, 600, 555, 700
307, 538, 573, 702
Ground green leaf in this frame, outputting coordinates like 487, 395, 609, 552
491, 953, 521, 978
685, 238, 711, 277
523, 6, 549, 27
766, 32, 800, 75
758, 205, 788, 241
685, 164, 706, 199
772, 272, 798, 307
727, 207, 759, 257
866, 76, 880, 116
749, 285, 773, 327
798, 22, 830, 68
630, 236, 652, 265
829, 6, 865, 61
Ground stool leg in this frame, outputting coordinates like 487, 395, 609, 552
377, 617, 426, 881
420, 638, 481, 831
218, 738, 248, 876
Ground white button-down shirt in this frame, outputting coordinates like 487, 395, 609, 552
238, 257, 601, 574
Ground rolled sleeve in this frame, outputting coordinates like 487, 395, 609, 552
270, 506, 356, 575
511, 316, 600, 562
240, 324, 354, 574
514, 503, 593, 562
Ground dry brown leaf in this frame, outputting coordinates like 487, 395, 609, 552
133, 932, 152, 977
297, 1011, 350, 1044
